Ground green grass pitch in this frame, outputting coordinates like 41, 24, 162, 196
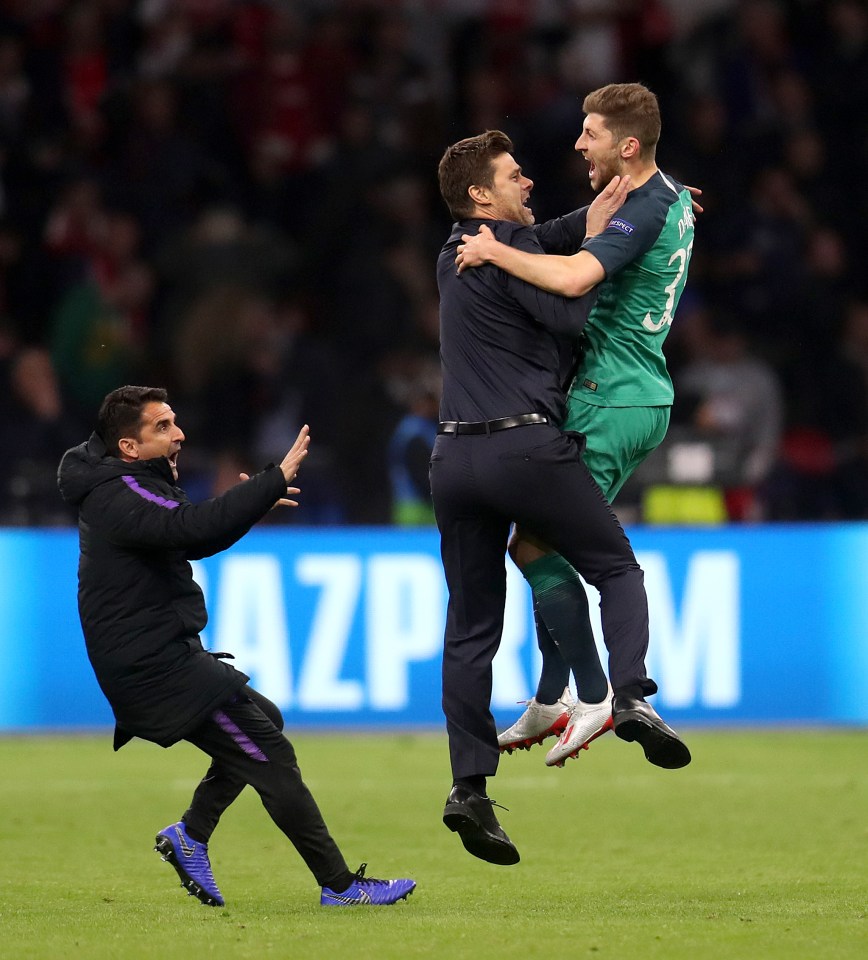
1, 729, 865, 960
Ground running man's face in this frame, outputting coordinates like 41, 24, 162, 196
575, 113, 624, 192
483, 152, 535, 225
121, 401, 185, 480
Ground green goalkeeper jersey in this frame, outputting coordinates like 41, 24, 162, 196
540, 171, 695, 408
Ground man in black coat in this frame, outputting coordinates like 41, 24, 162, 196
433, 131, 689, 866
58, 385, 415, 908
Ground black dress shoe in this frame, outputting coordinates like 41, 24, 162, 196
612, 693, 691, 769
442, 784, 520, 865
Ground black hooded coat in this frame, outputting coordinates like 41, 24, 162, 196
58, 432, 287, 748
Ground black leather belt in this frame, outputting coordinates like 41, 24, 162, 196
437, 413, 549, 436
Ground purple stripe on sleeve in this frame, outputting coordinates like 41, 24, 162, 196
212, 709, 268, 762
122, 475, 180, 509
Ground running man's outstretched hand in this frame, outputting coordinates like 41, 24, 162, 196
238, 472, 303, 508
279, 424, 310, 485
238, 424, 310, 508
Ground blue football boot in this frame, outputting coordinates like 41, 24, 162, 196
320, 863, 416, 906
154, 821, 225, 907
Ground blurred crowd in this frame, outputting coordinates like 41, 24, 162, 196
0, 0, 866, 526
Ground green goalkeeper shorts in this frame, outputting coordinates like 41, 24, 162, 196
562, 399, 670, 501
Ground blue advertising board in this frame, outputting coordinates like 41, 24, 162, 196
1, 524, 867, 731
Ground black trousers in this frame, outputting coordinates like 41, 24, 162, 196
181, 686, 348, 887
430, 423, 656, 781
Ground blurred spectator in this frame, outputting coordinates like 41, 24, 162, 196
108, 77, 218, 253
49, 255, 153, 418
232, 3, 337, 224
0, 33, 31, 146
303, 98, 413, 286
137, 2, 194, 80
715, 0, 798, 136
43, 175, 106, 288
322, 170, 440, 363
782, 128, 848, 232
669, 93, 743, 204
168, 283, 344, 516
831, 298, 868, 518
0, 344, 82, 524
0, 312, 17, 376
385, 356, 440, 526
766, 297, 868, 520
0, 217, 29, 324
559, 0, 675, 92
809, 0, 868, 152
349, 6, 442, 158
156, 203, 296, 365
170, 287, 276, 458
250, 299, 347, 524
706, 166, 810, 354
58, 1, 111, 145
671, 306, 784, 520
666, 93, 742, 291
785, 226, 852, 362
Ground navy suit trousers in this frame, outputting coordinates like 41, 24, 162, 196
430, 423, 656, 780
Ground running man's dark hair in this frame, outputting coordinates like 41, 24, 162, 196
437, 129, 514, 221
98, 385, 168, 456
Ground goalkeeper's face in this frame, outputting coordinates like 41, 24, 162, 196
575, 113, 624, 192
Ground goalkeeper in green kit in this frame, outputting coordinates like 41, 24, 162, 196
455, 82, 695, 770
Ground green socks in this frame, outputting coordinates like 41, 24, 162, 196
522, 553, 609, 704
